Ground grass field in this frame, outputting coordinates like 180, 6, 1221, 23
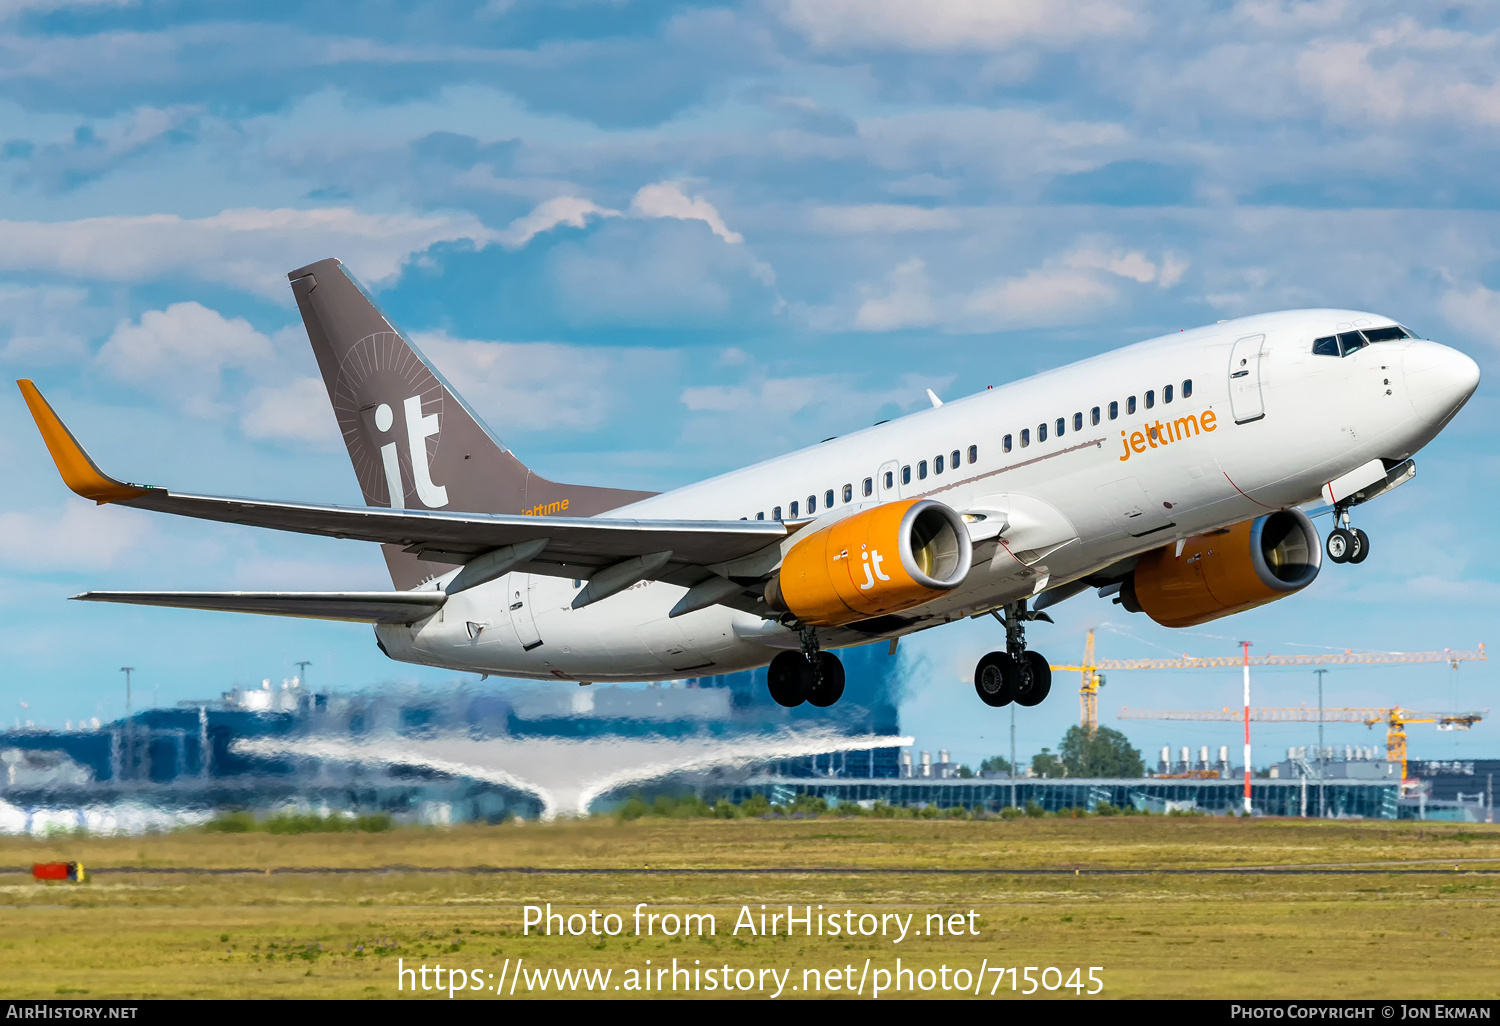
3, 816, 1498, 1000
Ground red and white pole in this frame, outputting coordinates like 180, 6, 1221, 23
1241, 640, 1252, 815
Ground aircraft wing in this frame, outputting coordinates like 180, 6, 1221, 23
73, 591, 448, 623
18, 380, 787, 610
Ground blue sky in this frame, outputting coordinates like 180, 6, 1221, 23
0, 0, 1497, 770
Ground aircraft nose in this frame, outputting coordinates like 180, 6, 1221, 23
1404, 340, 1480, 423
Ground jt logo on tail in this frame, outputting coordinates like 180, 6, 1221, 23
374, 396, 448, 509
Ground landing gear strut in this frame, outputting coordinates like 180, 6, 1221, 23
974, 600, 1053, 708
767, 628, 845, 708
1325, 507, 1370, 565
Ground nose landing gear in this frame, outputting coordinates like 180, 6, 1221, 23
1326, 508, 1370, 565
767, 628, 846, 708
973, 600, 1053, 708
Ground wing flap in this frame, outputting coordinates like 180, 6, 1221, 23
73, 591, 446, 624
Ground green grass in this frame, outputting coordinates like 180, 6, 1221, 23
1, 816, 1497, 999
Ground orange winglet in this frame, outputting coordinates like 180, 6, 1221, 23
16, 380, 150, 504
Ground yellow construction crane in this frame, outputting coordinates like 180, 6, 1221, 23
1117, 706, 1485, 783
1054, 634, 1485, 733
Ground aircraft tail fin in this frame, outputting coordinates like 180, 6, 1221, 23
287, 258, 653, 589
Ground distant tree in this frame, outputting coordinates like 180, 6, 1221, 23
1058, 725, 1145, 778
956, 764, 974, 779
1031, 748, 1065, 778
979, 755, 1012, 775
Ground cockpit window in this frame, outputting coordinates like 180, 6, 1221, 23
1362, 325, 1410, 343
1313, 336, 1339, 357
1336, 331, 1368, 355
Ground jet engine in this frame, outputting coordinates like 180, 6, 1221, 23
764, 499, 972, 627
1120, 509, 1322, 628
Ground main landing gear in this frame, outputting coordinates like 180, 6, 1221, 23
767, 627, 846, 708
974, 600, 1052, 709
1325, 506, 1370, 565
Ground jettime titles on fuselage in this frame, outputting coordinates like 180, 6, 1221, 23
1118, 408, 1217, 462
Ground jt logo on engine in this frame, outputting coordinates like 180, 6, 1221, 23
859, 545, 890, 590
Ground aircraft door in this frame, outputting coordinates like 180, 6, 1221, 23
1228, 334, 1266, 424
877, 459, 902, 501
507, 574, 543, 652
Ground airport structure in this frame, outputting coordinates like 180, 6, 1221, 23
0, 648, 1492, 829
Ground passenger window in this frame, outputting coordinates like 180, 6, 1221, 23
918, 460, 928, 479
1073, 412, 1083, 431
773, 506, 782, 521
1038, 422, 1048, 442
843, 484, 853, 503
1091, 406, 1100, 426
808, 494, 817, 513
1164, 384, 1173, 404
883, 471, 893, 489
968, 444, 977, 464
1108, 401, 1118, 420
862, 477, 873, 497
1055, 417, 1065, 437
1003, 434, 1013, 453
1182, 379, 1193, 398
935, 455, 944, 474
1145, 389, 1155, 409
756, 512, 765, 520
790, 500, 799, 517
951, 449, 961, 468
1127, 396, 1137, 415
1336, 331, 1367, 356
825, 489, 835, 507
1312, 336, 1339, 357
1363, 325, 1409, 343
1020, 429, 1030, 448
901, 465, 911, 485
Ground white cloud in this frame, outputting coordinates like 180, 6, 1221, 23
963, 267, 1119, 329
240, 377, 341, 449
0, 0, 130, 18
778, 0, 1137, 52
0, 284, 99, 364
413, 331, 674, 434
96, 302, 277, 418
1065, 246, 1189, 287
498, 196, 620, 249
0, 499, 147, 572
629, 182, 743, 244
810, 204, 961, 234
0, 208, 496, 301
853, 258, 937, 331
1438, 285, 1500, 347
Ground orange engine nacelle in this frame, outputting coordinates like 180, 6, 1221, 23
1121, 509, 1322, 628
764, 499, 973, 627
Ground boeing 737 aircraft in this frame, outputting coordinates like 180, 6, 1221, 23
17, 258, 1480, 711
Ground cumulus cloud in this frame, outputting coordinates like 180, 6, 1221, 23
1438, 285, 1500, 346
239, 377, 341, 449
629, 182, 743, 244
0, 284, 100, 364
0, 208, 496, 301
1065, 246, 1189, 287
963, 266, 1119, 329
854, 258, 937, 331
96, 302, 278, 418
498, 196, 620, 249
413, 331, 675, 435
0, 499, 147, 572
778, 0, 1137, 52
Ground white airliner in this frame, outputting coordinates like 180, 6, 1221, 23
18, 258, 1480, 711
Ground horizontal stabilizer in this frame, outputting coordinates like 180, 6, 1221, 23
72, 591, 446, 624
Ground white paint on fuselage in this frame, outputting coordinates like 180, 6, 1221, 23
375, 309, 1479, 683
